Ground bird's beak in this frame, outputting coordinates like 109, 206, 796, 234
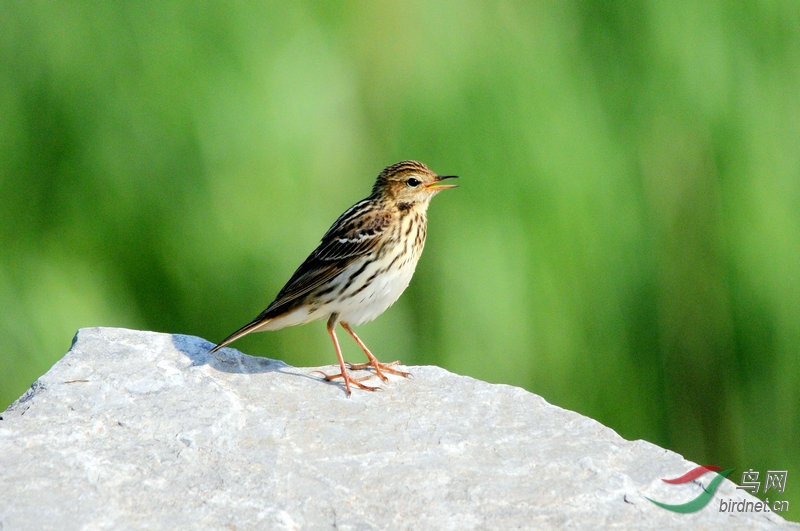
426, 175, 459, 190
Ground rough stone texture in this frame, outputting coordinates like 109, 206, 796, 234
1, 327, 794, 529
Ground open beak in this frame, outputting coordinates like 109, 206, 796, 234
425, 174, 459, 190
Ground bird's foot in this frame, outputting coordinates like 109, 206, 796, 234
313, 370, 380, 394
347, 359, 410, 381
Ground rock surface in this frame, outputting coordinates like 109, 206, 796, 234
1, 327, 793, 529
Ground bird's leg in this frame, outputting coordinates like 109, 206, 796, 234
318, 315, 378, 395
340, 322, 411, 381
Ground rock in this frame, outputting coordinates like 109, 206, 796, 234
0, 327, 793, 529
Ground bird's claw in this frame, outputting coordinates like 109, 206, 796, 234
347, 360, 410, 381
313, 370, 381, 393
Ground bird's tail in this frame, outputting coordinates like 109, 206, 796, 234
208, 316, 273, 353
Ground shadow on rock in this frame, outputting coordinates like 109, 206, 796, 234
170, 333, 290, 375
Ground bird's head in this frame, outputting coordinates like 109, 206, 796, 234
372, 160, 458, 208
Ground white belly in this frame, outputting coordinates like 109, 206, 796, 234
332, 253, 420, 325
259, 252, 422, 331
263, 210, 428, 331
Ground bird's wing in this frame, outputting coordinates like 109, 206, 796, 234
210, 200, 392, 352
262, 200, 392, 313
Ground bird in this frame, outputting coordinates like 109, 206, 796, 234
209, 160, 457, 395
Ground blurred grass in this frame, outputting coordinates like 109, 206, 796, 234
1, 1, 798, 519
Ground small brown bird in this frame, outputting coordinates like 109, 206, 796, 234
210, 160, 457, 395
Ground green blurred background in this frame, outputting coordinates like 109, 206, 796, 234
2, 1, 798, 518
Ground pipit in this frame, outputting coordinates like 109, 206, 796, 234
210, 160, 457, 395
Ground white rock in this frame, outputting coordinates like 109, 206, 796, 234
0, 327, 793, 529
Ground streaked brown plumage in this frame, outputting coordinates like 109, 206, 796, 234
210, 160, 457, 395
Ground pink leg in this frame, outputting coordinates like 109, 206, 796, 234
340, 322, 411, 381
317, 315, 378, 395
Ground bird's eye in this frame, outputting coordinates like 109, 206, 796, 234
406, 177, 421, 187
